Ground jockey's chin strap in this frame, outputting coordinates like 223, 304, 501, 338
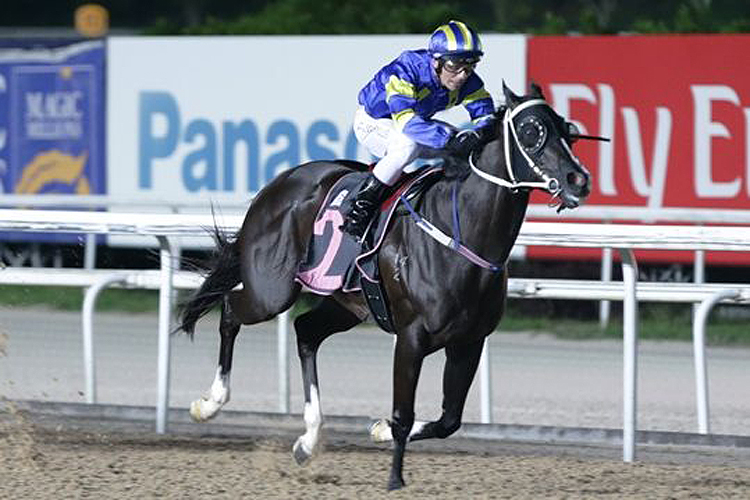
469, 98, 562, 196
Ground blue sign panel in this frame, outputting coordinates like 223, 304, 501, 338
0, 39, 105, 243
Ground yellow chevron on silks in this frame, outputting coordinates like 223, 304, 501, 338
392, 108, 416, 131
416, 87, 431, 100
447, 89, 460, 109
462, 88, 491, 106
385, 75, 416, 102
15, 150, 90, 194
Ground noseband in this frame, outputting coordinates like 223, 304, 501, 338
469, 99, 583, 196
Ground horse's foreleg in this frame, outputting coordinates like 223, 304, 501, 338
387, 332, 425, 491
409, 338, 485, 441
292, 297, 361, 465
190, 294, 241, 422
370, 338, 485, 444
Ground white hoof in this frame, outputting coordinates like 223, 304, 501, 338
292, 436, 316, 466
189, 397, 223, 422
369, 418, 393, 443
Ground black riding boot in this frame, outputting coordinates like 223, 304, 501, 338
341, 174, 390, 239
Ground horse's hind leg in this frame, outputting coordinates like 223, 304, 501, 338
189, 293, 242, 422
292, 297, 362, 465
409, 338, 485, 441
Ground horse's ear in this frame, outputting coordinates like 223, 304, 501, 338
502, 80, 521, 107
530, 81, 545, 99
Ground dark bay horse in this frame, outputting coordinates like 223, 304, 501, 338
178, 83, 591, 490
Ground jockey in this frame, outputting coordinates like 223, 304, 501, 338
341, 20, 496, 239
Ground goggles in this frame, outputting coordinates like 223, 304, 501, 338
442, 58, 478, 75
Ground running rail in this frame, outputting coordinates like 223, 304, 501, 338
2, 208, 750, 462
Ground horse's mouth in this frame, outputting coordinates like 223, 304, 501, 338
558, 191, 582, 211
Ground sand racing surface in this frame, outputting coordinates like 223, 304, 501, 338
3, 309, 750, 497
2, 400, 750, 499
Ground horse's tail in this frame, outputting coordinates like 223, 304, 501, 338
177, 226, 241, 337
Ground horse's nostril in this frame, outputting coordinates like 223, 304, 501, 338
566, 171, 590, 197
567, 172, 585, 187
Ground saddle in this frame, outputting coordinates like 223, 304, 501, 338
296, 163, 442, 332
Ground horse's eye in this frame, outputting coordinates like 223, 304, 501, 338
516, 116, 547, 154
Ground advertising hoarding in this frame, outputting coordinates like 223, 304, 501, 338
0, 40, 106, 243
528, 35, 750, 265
106, 34, 526, 246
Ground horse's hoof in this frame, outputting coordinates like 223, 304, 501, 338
369, 418, 393, 443
292, 438, 313, 466
387, 476, 405, 491
189, 398, 219, 422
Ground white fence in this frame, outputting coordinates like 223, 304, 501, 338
525, 204, 750, 328
1, 208, 750, 463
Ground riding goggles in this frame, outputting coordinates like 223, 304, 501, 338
442, 58, 478, 75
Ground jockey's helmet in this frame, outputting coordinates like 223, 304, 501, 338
428, 20, 483, 63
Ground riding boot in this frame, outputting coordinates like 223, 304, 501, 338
341, 174, 390, 239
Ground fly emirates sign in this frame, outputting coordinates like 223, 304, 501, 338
529, 35, 750, 213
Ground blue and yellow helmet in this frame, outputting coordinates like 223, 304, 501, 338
428, 20, 483, 62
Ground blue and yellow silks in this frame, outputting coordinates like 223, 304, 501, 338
358, 49, 494, 149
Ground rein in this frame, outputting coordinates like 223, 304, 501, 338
398, 98, 584, 272
399, 187, 503, 272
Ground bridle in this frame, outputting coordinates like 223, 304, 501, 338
469, 98, 584, 198
403, 99, 588, 271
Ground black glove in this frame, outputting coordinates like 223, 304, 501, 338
445, 129, 481, 160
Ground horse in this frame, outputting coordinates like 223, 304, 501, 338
177, 82, 592, 490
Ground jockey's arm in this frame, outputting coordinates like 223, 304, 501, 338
461, 77, 495, 136
444, 82, 496, 159
387, 100, 453, 150
383, 65, 454, 149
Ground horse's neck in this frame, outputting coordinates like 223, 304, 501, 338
464, 138, 530, 261
422, 138, 529, 265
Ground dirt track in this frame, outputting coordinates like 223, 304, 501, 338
2, 403, 750, 499
3, 309, 750, 497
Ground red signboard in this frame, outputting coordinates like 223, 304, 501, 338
527, 35, 750, 265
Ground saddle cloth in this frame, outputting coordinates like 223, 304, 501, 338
296, 166, 441, 296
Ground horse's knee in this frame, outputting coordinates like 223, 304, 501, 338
391, 410, 415, 442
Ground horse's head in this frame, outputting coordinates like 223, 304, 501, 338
495, 82, 591, 210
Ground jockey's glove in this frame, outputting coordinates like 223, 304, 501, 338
446, 129, 481, 160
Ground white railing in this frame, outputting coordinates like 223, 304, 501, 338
0, 194, 249, 268
1, 208, 750, 462
525, 205, 750, 328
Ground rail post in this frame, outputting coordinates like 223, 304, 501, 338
692, 289, 739, 434
82, 274, 128, 403
156, 236, 175, 434
618, 248, 639, 462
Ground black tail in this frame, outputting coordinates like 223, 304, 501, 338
177, 226, 241, 337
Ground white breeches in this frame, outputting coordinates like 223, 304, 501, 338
353, 106, 446, 186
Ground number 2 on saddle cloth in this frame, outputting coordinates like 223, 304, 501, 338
296, 167, 441, 332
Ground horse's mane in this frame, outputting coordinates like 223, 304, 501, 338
481, 104, 508, 144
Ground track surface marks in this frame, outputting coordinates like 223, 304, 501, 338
2, 401, 750, 499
